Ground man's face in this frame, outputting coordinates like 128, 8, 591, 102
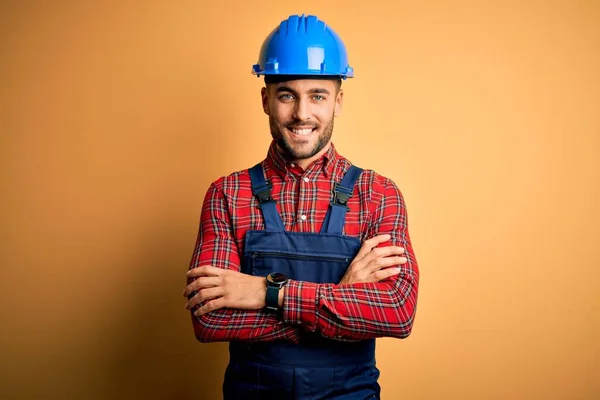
261, 79, 343, 162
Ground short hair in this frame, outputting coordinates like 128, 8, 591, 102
264, 75, 342, 92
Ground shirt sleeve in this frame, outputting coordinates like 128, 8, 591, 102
281, 178, 419, 341
188, 180, 299, 343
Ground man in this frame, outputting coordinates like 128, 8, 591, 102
183, 14, 419, 399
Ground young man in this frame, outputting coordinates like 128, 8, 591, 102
183, 14, 419, 399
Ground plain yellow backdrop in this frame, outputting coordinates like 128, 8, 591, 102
1, 1, 599, 399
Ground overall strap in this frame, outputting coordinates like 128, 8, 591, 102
320, 165, 364, 234
248, 164, 285, 231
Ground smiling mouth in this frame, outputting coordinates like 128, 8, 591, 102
288, 127, 317, 136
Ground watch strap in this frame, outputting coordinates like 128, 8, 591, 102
266, 284, 280, 312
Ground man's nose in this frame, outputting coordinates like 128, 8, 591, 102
292, 98, 311, 121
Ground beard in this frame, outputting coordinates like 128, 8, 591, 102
269, 114, 335, 160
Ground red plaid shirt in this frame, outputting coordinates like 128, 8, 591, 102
188, 142, 419, 342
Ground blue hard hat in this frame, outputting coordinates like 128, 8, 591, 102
252, 14, 354, 79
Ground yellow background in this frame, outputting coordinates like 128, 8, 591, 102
2, 1, 599, 399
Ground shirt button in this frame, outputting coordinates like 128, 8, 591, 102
300, 215, 307, 221
290, 163, 296, 168
303, 177, 309, 183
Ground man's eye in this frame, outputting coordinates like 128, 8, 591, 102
313, 95, 325, 101
279, 94, 294, 100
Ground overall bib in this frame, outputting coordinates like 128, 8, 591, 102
223, 164, 380, 400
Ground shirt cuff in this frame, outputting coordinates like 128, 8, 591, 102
282, 280, 319, 331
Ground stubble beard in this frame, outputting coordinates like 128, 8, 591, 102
269, 114, 335, 161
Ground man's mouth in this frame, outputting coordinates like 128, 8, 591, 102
288, 126, 317, 136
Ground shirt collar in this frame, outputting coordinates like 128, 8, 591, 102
265, 140, 338, 179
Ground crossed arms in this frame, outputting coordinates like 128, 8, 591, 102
183, 179, 419, 343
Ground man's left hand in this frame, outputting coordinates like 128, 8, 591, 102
183, 266, 266, 317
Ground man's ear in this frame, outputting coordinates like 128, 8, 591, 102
334, 88, 344, 117
261, 87, 270, 115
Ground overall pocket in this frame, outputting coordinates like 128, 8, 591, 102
250, 251, 351, 283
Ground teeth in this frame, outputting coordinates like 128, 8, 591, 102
291, 128, 313, 135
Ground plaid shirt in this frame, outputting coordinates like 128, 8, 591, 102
188, 141, 419, 343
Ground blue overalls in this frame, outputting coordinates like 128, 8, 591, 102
223, 164, 380, 400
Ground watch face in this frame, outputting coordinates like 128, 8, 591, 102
268, 272, 288, 284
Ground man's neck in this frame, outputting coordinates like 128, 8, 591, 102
278, 142, 332, 170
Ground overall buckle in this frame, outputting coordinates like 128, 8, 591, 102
254, 181, 274, 204
333, 191, 351, 206
332, 183, 352, 208
256, 189, 272, 203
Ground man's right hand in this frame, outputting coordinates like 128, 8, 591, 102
338, 234, 407, 285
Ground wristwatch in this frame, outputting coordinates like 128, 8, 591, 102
265, 272, 289, 312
